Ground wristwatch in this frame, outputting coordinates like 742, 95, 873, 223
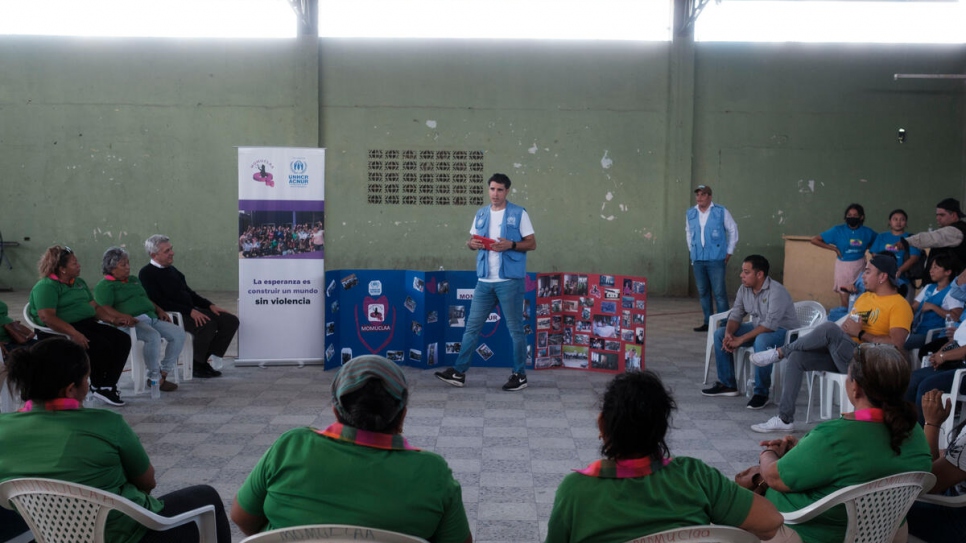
512, 241, 517, 250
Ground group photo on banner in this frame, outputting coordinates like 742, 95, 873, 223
236, 147, 326, 365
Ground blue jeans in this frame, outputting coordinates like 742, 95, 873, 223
904, 362, 966, 424
693, 260, 729, 325
134, 317, 187, 375
454, 279, 527, 375
713, 323, 786, 396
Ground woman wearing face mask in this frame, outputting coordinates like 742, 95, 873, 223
811, 203, 878, 308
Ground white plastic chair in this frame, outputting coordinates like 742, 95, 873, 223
704, 310, 738, 384
22, 303, 67, 338
239, 524, 429, 543
916, 356, 966, 443
939, 368, 966, 442
735, 300, 827, 397
0, 477, 217, 543
126, 311, 193, 395
781, 471, 936, 543
623, 525, 760, 543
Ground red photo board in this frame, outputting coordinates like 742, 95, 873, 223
534, 273, 646, 373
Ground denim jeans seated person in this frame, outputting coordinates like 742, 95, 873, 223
713, 324, 787, 397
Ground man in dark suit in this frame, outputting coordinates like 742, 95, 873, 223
139, 234, 238, 378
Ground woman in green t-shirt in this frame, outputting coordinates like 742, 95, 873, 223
757, 344, 931, 543
0, 338, 231, 543
546, 371, 782, 543
28, 245, 131, 406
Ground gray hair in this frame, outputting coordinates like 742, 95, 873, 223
144, 234, 170, 257
101, 246, 129, 275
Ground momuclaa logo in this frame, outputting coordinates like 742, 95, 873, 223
289, 158, 309, 187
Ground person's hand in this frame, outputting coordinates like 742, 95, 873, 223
921, 302, 942, 315
896, 238, 909, 252
929, 351, 950, 370
922, 389, 952, 427
190, 309, 210, 327
493, 238, 514, 253
68, 330, 90, 349
841, 316, 862, 338
722, 333, 737, 353
466, 238, 483, 250
157, 308, 171, 322
210, 304, 225, 316
759, 435, 797, 457
116, 315, 138, 327
834, 247, 843, 258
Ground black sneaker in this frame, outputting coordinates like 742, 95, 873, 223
693, 324, 709, 332
92, 387, 125, 406
502, 373, 528, 391
700, 383, 740, 397
434, 368, 466, 387
747, 394, 769, 410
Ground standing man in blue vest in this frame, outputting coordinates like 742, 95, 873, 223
435, 173, 536, 391
687, 184, 739, 332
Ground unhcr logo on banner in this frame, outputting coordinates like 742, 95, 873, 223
289, 158, 309, 187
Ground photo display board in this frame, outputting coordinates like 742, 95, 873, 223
534, 273, 646, 373
324, 269, 646, 375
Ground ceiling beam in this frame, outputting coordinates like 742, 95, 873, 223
288, 0, 318, 37
679, 0, 713, 36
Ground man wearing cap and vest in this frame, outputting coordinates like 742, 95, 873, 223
435, 173, 536, 392
686, 184, 739, 332
899, 198, 966, 281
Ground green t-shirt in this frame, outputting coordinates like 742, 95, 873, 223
0, 405, 162, 543
235, 426, 470, 543
546, 457, 755, 543
766, 417, 931, 543
93, 277, 157, 319
0, 299, 12, 343
28, 276, 96, 324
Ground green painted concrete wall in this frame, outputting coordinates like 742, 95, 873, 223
0, 37, 963, 296
0, 36, 319, 290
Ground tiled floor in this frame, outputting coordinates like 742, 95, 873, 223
2, 291, 821, 542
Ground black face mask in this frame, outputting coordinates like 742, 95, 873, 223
845, 217, 862, 228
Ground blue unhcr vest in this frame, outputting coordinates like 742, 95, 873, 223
475, 201, 527, 279
687, 205, 728, 262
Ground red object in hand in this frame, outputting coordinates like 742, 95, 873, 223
472, 235, 497, 250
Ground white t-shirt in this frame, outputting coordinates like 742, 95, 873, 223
469, 206, 534, 282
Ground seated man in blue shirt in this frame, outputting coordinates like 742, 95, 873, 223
701, 255, 799, 409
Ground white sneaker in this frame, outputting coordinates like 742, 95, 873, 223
751, 416, 794, 433
750, 348, 781, 367
208, 355, 225, 371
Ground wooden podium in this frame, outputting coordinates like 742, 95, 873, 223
782, 235, 839, 310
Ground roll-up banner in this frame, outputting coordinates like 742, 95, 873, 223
236, 147, 326, 365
